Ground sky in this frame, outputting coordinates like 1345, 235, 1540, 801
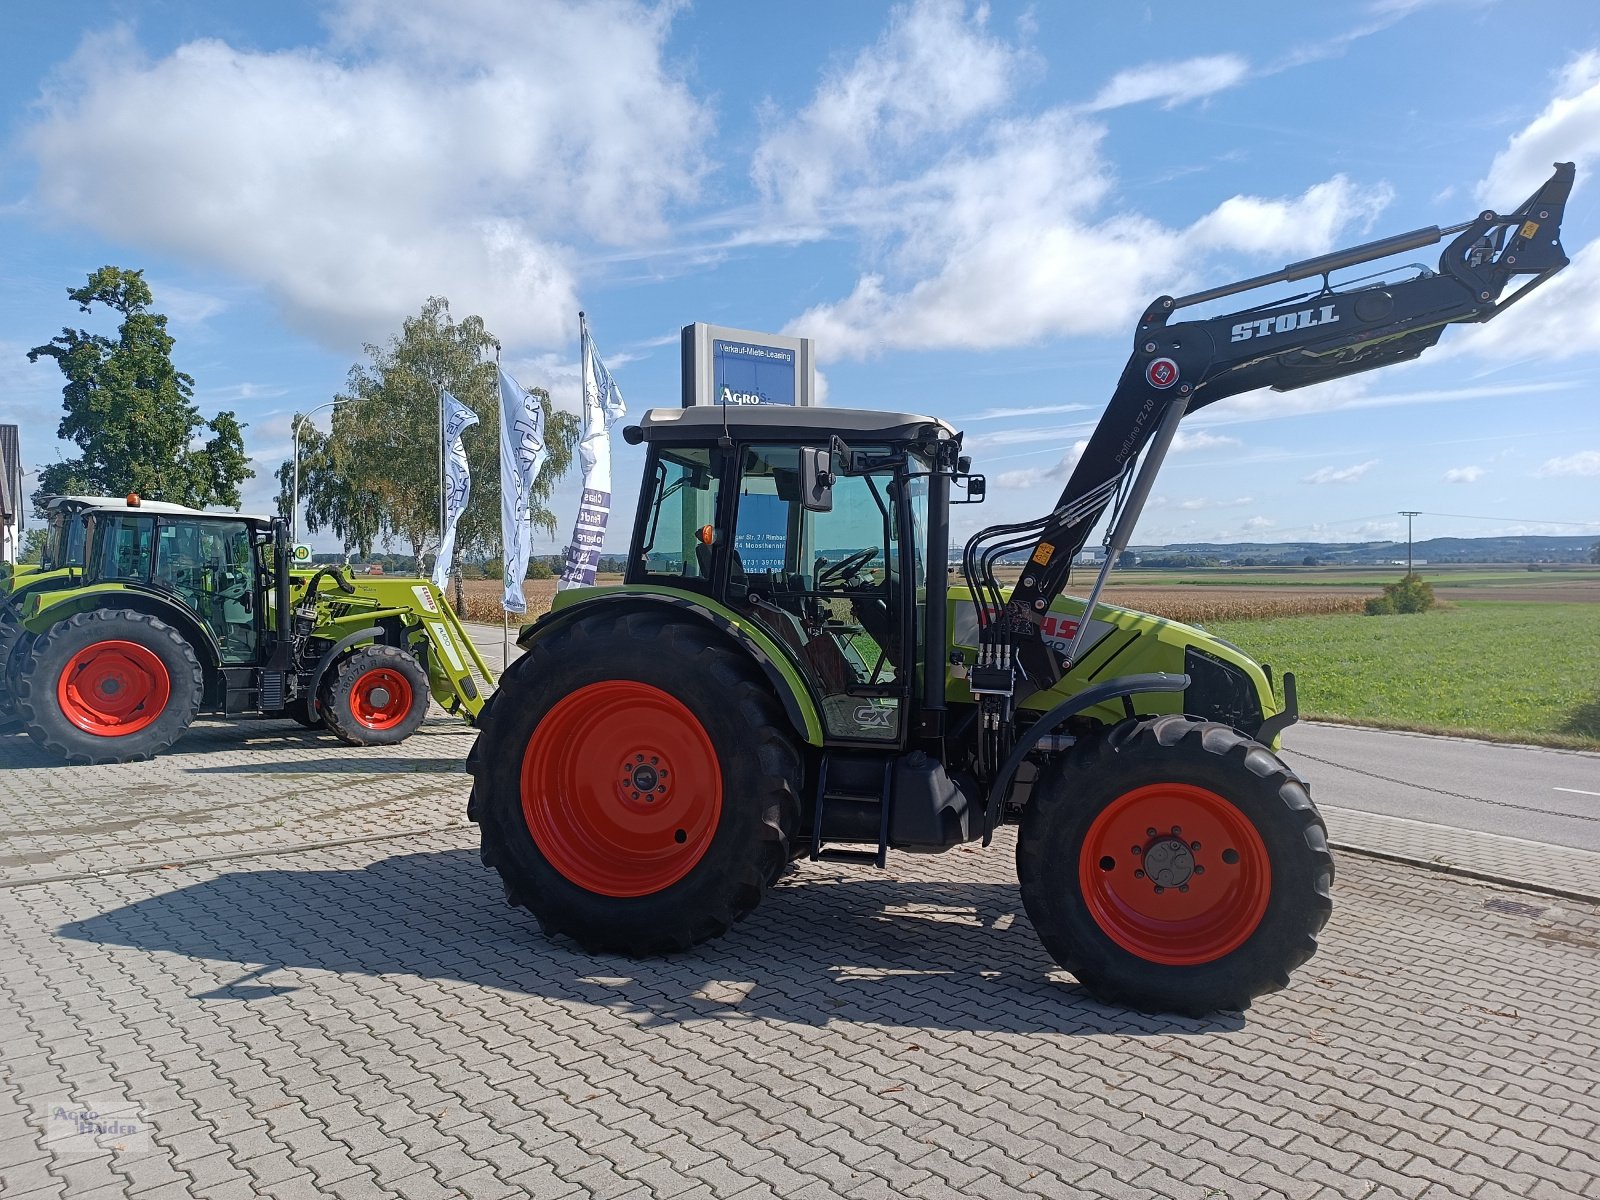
2, 0, 1599, 555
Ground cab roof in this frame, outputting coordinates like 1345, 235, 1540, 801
48, 494, 272, 522
631, 405, 958, 445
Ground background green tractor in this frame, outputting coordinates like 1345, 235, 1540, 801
10, 499, 492, 763
1, 492, 129, 598
1, 495, 210, 721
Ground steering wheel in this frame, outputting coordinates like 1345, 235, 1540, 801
212, 566, 250, 603
818, 547, 876, 589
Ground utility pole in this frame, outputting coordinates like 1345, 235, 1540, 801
1399, 511, 1420, 574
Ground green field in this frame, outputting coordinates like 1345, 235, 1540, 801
1117, 567, 1600, 588
1210, 601, 1600, 749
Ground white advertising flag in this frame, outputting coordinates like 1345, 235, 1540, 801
559, 315, 627, 590
432, 390, 479, 589
498, 366, 547, 613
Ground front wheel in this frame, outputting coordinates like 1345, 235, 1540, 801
320, 644, 429, 746
1017, 715, 1333, 1015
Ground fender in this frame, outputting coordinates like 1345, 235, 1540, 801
306, 626, 383, 708
520, 591, 825, 746
982, 671, 1189, 844
27, 583, 226, 674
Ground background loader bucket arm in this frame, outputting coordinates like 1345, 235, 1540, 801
968, 162, 1574, 695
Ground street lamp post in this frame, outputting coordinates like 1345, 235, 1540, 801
290, 400, 349, 544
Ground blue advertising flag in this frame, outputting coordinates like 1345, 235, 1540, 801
559, 316, 627, 590
498, 367, 547, 613
432, 390, 479, 589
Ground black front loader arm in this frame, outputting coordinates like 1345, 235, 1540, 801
969, 161, 1574, 692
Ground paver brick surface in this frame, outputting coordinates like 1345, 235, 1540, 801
2, 702, 1599, 1199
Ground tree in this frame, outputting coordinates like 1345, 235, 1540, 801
280, 297, 578, 565
1591, 541, 1600, 565
27, 266, 252, 511
19, 528, 47, 564
1365, 572, 1435, 616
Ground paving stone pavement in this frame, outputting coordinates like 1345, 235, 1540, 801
2, 731, 1598, 1199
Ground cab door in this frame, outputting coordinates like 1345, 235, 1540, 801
730, 444, 911, 744
153, 519, 259, 663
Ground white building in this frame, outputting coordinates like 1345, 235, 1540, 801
0, 425, 19, 565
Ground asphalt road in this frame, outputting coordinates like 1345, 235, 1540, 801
1279, 722, 1600, 854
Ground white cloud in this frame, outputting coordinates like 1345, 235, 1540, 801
1459, 54, 1600, 364
961, 401, 1092, 421
1302, 459, 1378, 484
1205, 377, 1573, 424
23, 3, 710, 350
1442, 465, 1485, 483
1170, 496, 1253, 510
996, 439, 1087, 489
1480, 52, 1600, 203
1457, 236, 1600, 364
786, 111, 1392, 358
1536, 449, 1600, 477
1186, 177, 1393, 257
752, 0, 1029, 217
1241, 515, 1275, 532
1085, 54, 1249, 112
1171, 430, 1241, 453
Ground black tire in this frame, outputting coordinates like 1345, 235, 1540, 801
285, 694, 324, 729
319, 644, 429, 746
15, 609, 204, 765
0, 602, 23, 719
1017, 715, 1333, 1016
468, 609, 802, 956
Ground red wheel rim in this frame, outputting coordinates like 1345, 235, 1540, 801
1079, 783, 1271, 966
521, 680, 722, 898
349, 667, 415, 730
57, 640, 171, 737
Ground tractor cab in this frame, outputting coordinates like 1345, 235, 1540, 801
76, 502, 269, 664
625, 406, 964, 746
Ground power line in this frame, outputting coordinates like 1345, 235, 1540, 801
1414, 510, 1600, 530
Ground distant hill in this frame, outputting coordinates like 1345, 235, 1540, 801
958, 534, 1597, 567
1138, 535, 1596, 565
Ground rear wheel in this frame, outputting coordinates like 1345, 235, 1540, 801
15, 610, 204, 765
469, 609, 802, 955
0, 602, 23, 719
320, 644, 429, 746
285, 695, 324, 729
1017, 715, 1333, 1015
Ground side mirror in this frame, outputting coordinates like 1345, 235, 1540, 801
799, 446, 834, 512
953, 473, 987, 504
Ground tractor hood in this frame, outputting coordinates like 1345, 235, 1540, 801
945, 585, 1291, 746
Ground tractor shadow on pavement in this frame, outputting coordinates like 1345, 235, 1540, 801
0, 717, 472, 772
59, 848, 1242, 1037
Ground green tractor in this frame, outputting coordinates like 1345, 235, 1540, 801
467, 165, 1572, 1014
2, 493, 118, 599
9, 498, 492, 763
2, 495, 211, 719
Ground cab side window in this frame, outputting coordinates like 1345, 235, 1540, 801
94, 516, 155, 582
634, 448, 722, 589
